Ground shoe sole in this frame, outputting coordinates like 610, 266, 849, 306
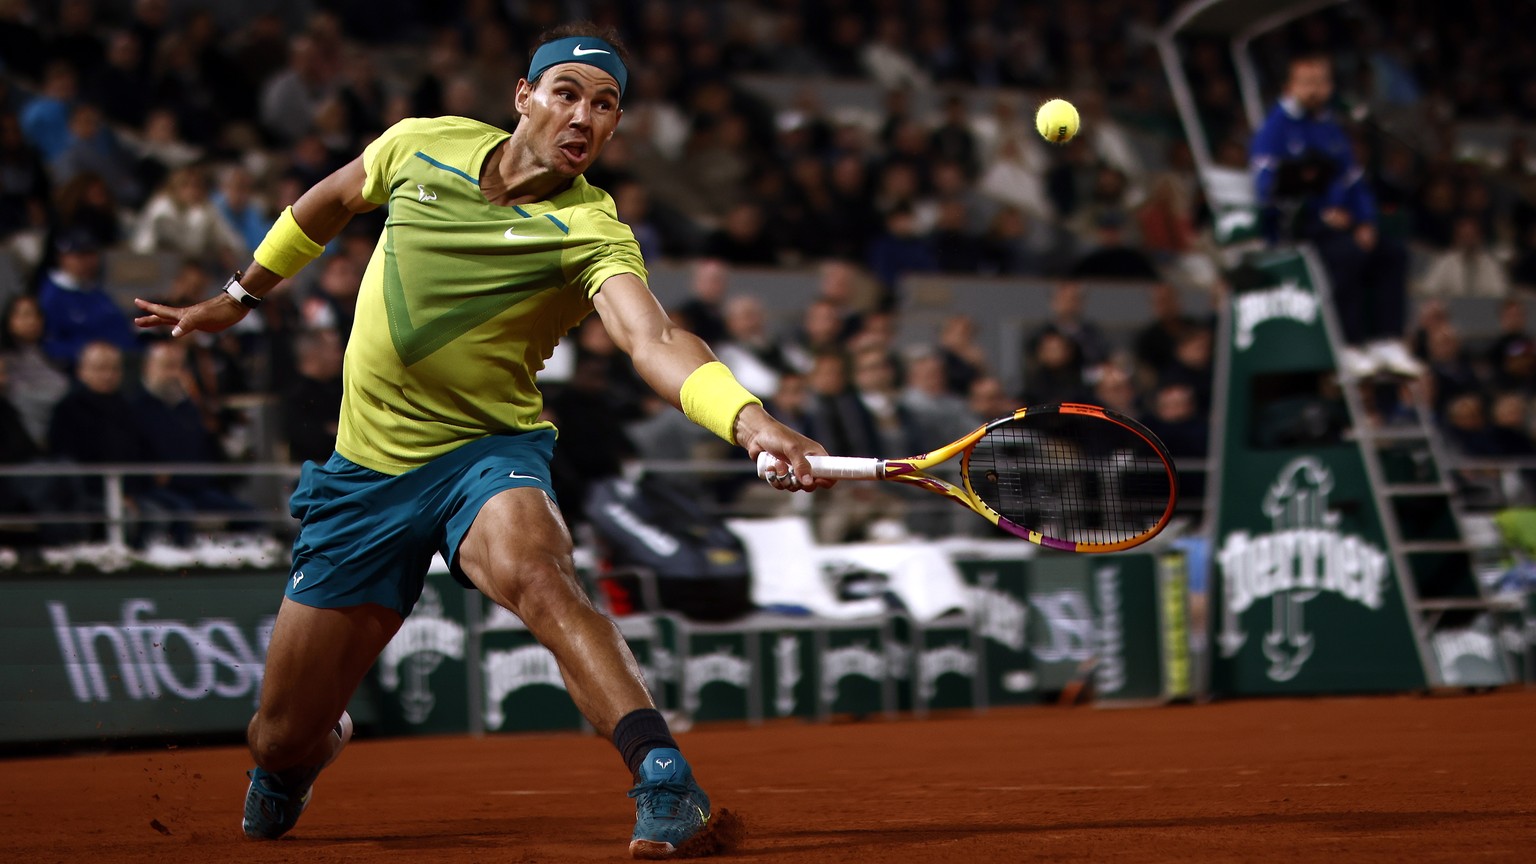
629, 807, 745, 859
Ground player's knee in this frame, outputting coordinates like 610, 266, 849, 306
499, 560, 592, 626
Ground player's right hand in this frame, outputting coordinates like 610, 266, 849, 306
134, 294, 250, 338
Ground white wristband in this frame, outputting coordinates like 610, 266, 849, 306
224, 274, 261, 309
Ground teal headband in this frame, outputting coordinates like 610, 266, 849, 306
528, 36, 628, 98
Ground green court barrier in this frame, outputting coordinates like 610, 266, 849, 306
0, 572, 375, 744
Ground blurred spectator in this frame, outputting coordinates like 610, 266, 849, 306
131, 108, 203, 192
675, 258, 729, 345
211, 164, 268, 257
813, 259, 869, 339
1093, 362, 1141, 418
861, 21, 929, 92
50, 171, 126, 252
978, 139, 1053, 225
546, 353, 639, 525
37, 229, 138, 366
1512, 224, 1536, 289
929, 197, 985, 273
713, 294, 792, 398
1440, 392, 1497, 456
611, 180, 664, 263
20, 61, 78, 162
967, 374, 1014, 421
936, 313, 988, 397
1069, 210, 1158, 279
130, 165, 245, 271
784, 299, 849, 374
573, 315, 650, 421
1137, 173, 1197, 262
86, 29, 151, 129
1133, 283, 1204, 389
0, 110, 50, 252
1488, 392, 1536, 456
281, 328, 343, 465
763, 370, 822, 441
978, 206, 1050, 276
1158, 328, 1216, 413
901, 349, 973, 444
1140, 382, 1209, 458
47, 340, 146, 500
129, 339, 255, 545
1487, 300, 1536, 395
1251, 54, 1408, 349
1067, 164, 1137, 243
1417, 217, 1510, 298
260, 34, 333, 144
867, 204, 936, 303
931, 94, 980, 180
1021, 330, 1090, 406
1026, 281, 1112, 378
50, 103, 141, 204
0, 352, 82, 546
703, 200, 777, 266
1423, 323, 1481, 417
1412, 176, 1458, 249
299, 253, 360, 339
0, 293, 70, 450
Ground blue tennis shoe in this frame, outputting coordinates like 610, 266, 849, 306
627, 747, 712, 859
242, 711, 353, 840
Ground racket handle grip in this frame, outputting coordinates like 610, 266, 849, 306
756, 452, 883, 480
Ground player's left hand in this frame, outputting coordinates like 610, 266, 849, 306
134, 294, 249, 338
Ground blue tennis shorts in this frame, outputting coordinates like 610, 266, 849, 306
285, 430, 557, 616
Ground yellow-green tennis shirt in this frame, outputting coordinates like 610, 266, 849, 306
335, 116, 646, 474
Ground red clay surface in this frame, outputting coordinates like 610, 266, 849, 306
2, 691, 1534, 863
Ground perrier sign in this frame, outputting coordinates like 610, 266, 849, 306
1209, 249, 1426, 694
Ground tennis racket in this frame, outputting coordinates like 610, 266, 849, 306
757, 402, 1177, 553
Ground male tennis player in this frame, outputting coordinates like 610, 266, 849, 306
134, 23, 827, 859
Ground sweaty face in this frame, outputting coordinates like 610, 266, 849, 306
517, 63, 622, 177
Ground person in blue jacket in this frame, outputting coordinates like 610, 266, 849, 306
1250, 55, 1415, 376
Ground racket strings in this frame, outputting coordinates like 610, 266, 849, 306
967, 413, 1172, 546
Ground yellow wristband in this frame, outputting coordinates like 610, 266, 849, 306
680, 361, 762, 445
254, 207, 325, 278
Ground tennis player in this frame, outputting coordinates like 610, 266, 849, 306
134, 23, 827, 859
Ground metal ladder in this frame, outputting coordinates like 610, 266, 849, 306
1339, 372, 1523, 686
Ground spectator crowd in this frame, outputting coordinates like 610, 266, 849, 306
3, 0, 1536, 549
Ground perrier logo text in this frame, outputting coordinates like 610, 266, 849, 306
1216, 457, 1390, 681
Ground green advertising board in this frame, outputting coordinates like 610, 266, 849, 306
817, 616, 893, 719
956, 559, 1037, 705
477, 601, 586, 733
1088, 555, 1166, 703
0, 572, 374, 744
372, 572, 470, 736
1209, 249, 1427, 694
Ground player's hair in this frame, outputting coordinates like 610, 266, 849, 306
532, 21, 633, 75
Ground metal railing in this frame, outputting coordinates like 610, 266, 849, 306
0, 456, 1220, 551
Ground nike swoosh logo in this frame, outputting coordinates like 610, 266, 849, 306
572, 45, 610, 56
508, 471, 540, 480
504, 227, 538, 240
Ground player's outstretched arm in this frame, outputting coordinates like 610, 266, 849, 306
593, 273, 833, 490
133, 156, 379, 338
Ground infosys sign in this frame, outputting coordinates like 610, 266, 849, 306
0, 574, 289, 743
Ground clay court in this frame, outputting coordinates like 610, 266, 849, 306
2, 690, 1532, 863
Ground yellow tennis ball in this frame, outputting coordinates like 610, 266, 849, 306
1036, 98, 1080, 144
